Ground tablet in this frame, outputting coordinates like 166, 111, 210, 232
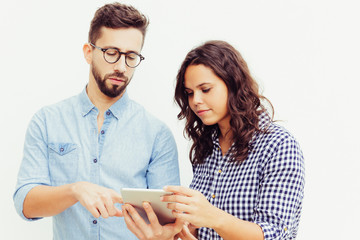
120, 188, 175, 225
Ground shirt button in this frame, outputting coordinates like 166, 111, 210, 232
60, 148, 64, 152
218, 169, 222, 173
106, 111, 110, 116
212, 194, 216, 198
101, 130, 105, 134
93, 159, 97, 163
284, 227, 287, 231
93, 220, 97, 224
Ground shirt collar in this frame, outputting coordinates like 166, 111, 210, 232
210, 111, 272, 148
78, 86, 130, 119
79, 87, 95, 117
108, 91, 130, 119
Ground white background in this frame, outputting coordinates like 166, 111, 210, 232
1, 0, 359, 239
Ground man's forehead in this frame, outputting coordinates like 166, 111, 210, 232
96, 27, 143, 51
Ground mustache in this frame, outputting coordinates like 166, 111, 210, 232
104, 72, 128, 81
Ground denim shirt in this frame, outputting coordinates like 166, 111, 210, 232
13, 88, 180, 240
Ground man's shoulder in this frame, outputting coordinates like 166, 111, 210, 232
35, 94, 80, 119
127, 99, 161, 121
126, 99, 170, 131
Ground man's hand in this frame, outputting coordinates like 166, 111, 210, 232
122, 201, 183, 240
72, 181, 123, 218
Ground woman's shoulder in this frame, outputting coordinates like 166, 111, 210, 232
257, 112, 299, 146
252, 114, 305, 174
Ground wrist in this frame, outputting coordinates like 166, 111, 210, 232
69, 182, 81, 201
210, 208, 231, 231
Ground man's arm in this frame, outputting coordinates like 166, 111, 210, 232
14, 110, 123, 220
23, 182, 123, 219
146, 124, 180, 188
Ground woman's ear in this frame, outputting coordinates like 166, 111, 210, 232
83, 43, 92, 64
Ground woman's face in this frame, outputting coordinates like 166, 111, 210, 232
184, 64, 231, 128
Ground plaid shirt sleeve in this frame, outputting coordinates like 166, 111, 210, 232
253, 132, 305, 240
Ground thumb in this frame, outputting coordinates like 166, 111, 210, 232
113, 193, 123, 204
114, 207, 123, 217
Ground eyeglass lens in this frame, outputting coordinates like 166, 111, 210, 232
104, 49, 141, 67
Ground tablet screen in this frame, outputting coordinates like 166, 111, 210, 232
120, 188, 175, 225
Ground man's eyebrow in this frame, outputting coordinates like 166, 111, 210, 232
102, 46, 141, 54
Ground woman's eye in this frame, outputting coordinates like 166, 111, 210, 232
202, 88, 210, 93
186, 92, 193, 96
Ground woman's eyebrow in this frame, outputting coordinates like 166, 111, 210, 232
185, 82, 211, 90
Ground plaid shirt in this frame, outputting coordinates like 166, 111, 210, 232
190, 113, 305, 240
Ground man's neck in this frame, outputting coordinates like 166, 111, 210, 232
86, 81, 122, 113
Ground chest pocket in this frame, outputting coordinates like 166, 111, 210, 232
48, 143, 79, 185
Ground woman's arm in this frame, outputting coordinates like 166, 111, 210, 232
163, 186, 263, 240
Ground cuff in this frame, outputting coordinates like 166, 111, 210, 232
254, 221, 289, 240
13, 183, 43, 221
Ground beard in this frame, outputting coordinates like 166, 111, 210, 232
91, 62, 131, 98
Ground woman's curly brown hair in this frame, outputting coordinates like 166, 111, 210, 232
174, 40, 273, 165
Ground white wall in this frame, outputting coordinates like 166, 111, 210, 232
1, 0, 359, 239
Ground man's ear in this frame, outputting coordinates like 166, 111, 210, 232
83, 43, 92, 64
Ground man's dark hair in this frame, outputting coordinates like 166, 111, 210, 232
88, 2, 149, 44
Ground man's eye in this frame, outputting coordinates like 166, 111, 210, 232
127, 56, 136, 60
106, 50, 118, 56
127, 53, 138, 60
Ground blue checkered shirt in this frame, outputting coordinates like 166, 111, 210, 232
190, 112, 305, 239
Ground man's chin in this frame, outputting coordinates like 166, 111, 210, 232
102, 86, 125, 98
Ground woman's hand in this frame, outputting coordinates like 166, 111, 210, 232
122, 201, 183, 240
164, 186, 264, 240
162, 186, 222, 229
174, 222, 198, 240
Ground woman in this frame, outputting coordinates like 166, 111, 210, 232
122, 40, 305, 240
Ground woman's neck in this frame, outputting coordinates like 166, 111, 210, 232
218, 126, 233, 156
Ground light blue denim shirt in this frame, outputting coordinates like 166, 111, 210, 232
14, 88, 180, 240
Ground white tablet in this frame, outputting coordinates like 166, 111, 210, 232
120, 188, 175, 225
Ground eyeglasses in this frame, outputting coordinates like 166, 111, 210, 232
90, 43, 145, 68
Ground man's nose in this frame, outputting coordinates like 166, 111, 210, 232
113, 54, 127, 73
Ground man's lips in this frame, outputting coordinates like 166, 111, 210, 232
108, 77, 125, 82
108, 77, 125, 85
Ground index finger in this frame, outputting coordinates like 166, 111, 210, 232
143, 202, 162, 227
124, 204, 148, 230
112, 192, 123, 204
163, 186, 196, 197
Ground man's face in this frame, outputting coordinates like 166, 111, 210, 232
89, 27, 144, 98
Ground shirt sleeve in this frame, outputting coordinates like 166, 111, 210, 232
13, 109, 51, 221
253, 133, 305, 240
146, 124, 180, 188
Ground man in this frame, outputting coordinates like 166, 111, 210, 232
13, 3, 180, 239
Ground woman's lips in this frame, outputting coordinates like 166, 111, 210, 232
197, 109, 209, 116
